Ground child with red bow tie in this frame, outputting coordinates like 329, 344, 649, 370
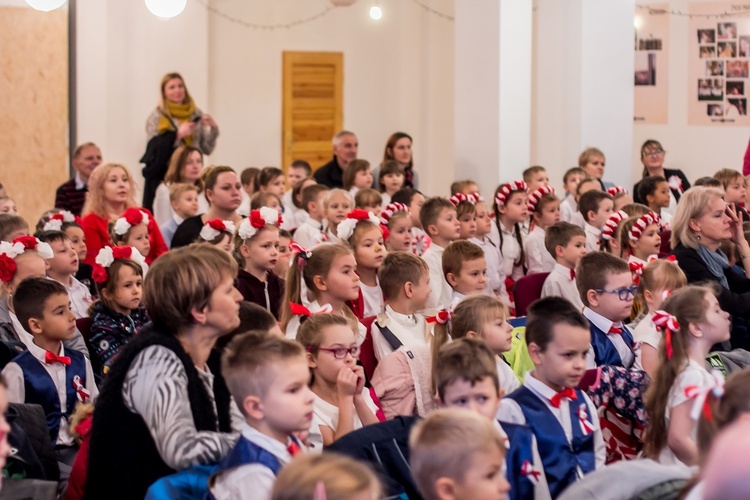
498, 297, 605, 498
2, 277, 97, 482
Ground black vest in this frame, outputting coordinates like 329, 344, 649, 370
85, 324, 232, 500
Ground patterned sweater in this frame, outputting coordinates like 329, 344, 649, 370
89, 301, 149, 376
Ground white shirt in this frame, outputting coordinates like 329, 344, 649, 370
499, 223, 524, 281
292, 215, 328, 250
423, 244, 452, 310
52, 276, 93, 319
471, 236, 506, 299
3, 341, 98, 446
633, 312, 660, 350
371, 306, 429, 361
659, 360, 718, 466
9, 311, 36, 350
582, 308, 638, 369
281, 190, 301, 231
360, 280, 384, 318
153, 183, 209, 227
308, 387, 379, 450
524, 226, 556, 274
210, 423, 297, 500
560, 195, 577, 224
584, 223, 601, 253
541, 263, 584, 310
498, 371, 606, 478
74, 172, 86, 191
496, 357, 521, 395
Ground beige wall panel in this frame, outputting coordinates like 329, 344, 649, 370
0, 6, 68, 226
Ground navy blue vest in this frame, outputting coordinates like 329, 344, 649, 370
507, 386, 596, 498
13, 348, 87, 443
589, 322, 634, 368
500, 421, 537, 500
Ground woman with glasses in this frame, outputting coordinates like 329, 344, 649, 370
633, 140, 691, 220
671, 186, 750, 349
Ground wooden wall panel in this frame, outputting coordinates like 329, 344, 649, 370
0, 7, 68, 226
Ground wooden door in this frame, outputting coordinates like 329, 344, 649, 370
282, 51, 343, 175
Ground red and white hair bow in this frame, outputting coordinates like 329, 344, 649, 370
684, 370, 725, 422
337, 210, 381, 241
578, 404, 596, 436
238, 208, 282, 240
668, 175, 684, 193
629, 260, 645, 286
652, 310, 680, 359
379, 202, 410, 225
495, 181, 528, 207
289, 302, 333, 317
449, 192, 483, 207
628, 212, 660, 242
426, 309, 452, 325
43, 211, 81, 232
526, 186, 556, 212
0, 236, 54, 285
606, 186, 629, 197
113, 208, 149, 236
92, 246, 147, 284
601, 210, 628, 241
200, 219, 236, 241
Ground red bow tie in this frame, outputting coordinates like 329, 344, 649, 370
609, 325, 623, 335
287, 440, 302, 457
550, 387, 577, 408
45, 351, 71, 366
569, 269, 576, 280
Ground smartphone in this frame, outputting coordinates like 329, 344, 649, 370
191, 115, 202, 123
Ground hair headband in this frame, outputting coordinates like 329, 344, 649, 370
379, 202, 410, 225
0, 236, 54, 282
237, 208, 282, 240
337, 210, 381, 241
601, 210, 628, 241
628, 212, 661, 242
526, 186, 556, 212
606, 186, 629, 197
200, 219, 236, 241
449, 192, 483, 207
495, 181, 528, 207
43, 211, 82, 232
113, 208, 150, 236
92, 245, 147, 284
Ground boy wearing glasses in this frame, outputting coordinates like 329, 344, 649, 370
576, 252, 640, 369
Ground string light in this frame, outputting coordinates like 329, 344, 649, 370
636, 4, 750, 19
410, 0, 453, 21
195, 0, 336, 30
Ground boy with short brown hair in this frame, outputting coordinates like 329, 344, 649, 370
541, 222, 587, 309
420, 197, 461, 309
442, 240, 486, 306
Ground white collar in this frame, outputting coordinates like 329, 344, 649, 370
584, 223, 601, 237
25, 335, 65, 365
583, 307, 620, 334
240, 423, 295, 463
554, 263, 575, 281
530, 225, 544, 236
304, 215, 323, 230
628, 255, 647, 265
74, 172, 86, 190
385, 304, 417, 324
172, 213, 185, 225
523, 370, 563, 402
500, 223, 516, 237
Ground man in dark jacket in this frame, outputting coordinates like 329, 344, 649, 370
313, 130, 359, 188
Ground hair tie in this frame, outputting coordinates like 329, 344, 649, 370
526, 186, 556, 212
684, 370, 725, 422
238, 208, 282, 240
200, 219, 236, 241
114, 208, 149, 236
628, 260, 645, 286
289, 302, 333, 317
337, 210, 380, 241
92, 246, 147, 284
426, 309, 453, 325
606, 186, 629, 197
652, 310, 680, 359
495, 181, 528, 207
628, 212, 661, 242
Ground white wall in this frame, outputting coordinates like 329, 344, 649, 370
75, 0, 455, 198
632, 0, 750, 184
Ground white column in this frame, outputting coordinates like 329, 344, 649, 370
533, 0, 636, 191
454, 0, 533, 198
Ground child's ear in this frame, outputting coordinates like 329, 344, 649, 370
312, 274, 328, 292
465, 330, 479, 339
586, 289, 599, 307
426, 223, 438, 237
643, 289, 654, 305
445, 272, 458, 288
435, 477, 458, 500
27, 317, 44, 335
307, 351, 318, 369
555, 244, 565, 258
434, 394, 445, 408
243, 395, 264, 421
688, 321, 703, 338
404, 281, 414, 299
239, 243, 251, 259
586, 209, 596, 223
528, 341, 543, 365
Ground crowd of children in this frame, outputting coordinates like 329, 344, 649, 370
2, 137, 750, 500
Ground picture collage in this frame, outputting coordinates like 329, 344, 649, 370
697, 21, 749, 119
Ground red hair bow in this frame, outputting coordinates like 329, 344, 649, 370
13, 235, 40, 251
426, 310, 452, 325
346, 209, 372, 221
0, 254, 17, 283
289, 302, 333, 317
652, 310, 680, 360
628, 261, 644, 285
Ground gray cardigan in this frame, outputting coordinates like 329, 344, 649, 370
146, 107, 219, 155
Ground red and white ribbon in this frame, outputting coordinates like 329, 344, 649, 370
337, 209, 381, 241
606, 186, 629, 197
684, 370, 725, 422
43, 211, 79, 232
426, 309, 452, 325
289, 302, 333, 317
668, 175, 684, 194
200, 219, 236, 241
520, 460, 542, 483
113, 208, 149, 236
578, 404, 595, 436
73, 375, 91, 403
238, 207, 282, 240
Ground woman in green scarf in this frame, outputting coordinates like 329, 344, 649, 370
142, 72, 219, 211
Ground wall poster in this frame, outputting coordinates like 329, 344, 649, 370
689, 3, 750, 125
634, 4, 669, 124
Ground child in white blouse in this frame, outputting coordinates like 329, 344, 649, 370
524, 186, 560, 273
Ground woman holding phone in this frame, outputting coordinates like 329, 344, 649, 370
141, 72, 219, 211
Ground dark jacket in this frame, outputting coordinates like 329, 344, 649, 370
673, 243, 750, 348
85, 325, 233, 500
89, 301, 150, 376
140, 130, 177, 212
235, 269, 284, 320
313, 156, 344, 188
170, 215, 205, 249
633, 168, 691, 205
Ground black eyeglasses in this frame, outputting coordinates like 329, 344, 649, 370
643, 150, 665, 158
311, 346, 361, 359
594, 285, 638, 301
